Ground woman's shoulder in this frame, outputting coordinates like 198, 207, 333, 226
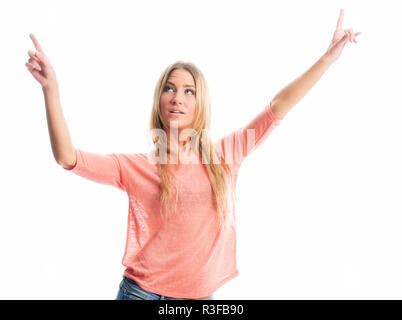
110, 150, 158, 167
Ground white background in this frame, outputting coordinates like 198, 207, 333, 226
1, 0, 401, 299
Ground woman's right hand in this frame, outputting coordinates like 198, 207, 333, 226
25, 34, 58, 89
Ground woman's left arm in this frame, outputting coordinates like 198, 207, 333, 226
270, 9, 361, 120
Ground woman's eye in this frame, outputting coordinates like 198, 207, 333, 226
164, 86, 194, 95
164, 86, 174, 92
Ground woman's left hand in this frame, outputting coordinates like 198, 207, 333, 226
325, 9, 361, 62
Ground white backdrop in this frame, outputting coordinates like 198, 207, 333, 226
1, 0, 401, 299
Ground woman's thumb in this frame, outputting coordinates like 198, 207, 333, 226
36, 51, 44, 60
36, 51, 48, 64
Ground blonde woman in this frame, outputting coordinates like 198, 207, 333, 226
25, 9, 359, 300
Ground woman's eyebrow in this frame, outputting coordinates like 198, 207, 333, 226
166, 81, 195, 88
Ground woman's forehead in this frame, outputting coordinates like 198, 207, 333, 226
168, 69, 195, 85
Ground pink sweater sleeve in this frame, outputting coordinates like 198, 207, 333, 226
62, 148, 126, 192
216, 102, 281, 167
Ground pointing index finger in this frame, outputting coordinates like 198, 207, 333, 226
336, 8, 344, 30
29, 33, 44, 53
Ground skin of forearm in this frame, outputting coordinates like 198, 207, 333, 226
42, 84, 75, 166
270, 53, 334, 120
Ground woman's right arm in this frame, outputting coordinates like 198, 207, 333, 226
26, 34, 126, 192
43, 84, 76, 168
25, 34, 76, 168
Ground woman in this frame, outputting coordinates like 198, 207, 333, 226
25, 9, 359, 300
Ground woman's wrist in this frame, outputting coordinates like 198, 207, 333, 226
42, 81, 59, 93
320, 52, 336, 65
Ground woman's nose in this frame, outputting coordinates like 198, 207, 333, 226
171, 94, 184, 105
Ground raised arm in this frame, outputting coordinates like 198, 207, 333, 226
270, 9, 361, 120
25, 34, 76, 168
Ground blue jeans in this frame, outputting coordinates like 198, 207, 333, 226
115, 276, 215, 300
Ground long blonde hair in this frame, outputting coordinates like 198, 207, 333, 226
149, 61, 235, 231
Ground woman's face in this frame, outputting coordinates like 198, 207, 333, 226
159, 68, 196, 133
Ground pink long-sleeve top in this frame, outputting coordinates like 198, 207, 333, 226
63, 102, 281, 299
